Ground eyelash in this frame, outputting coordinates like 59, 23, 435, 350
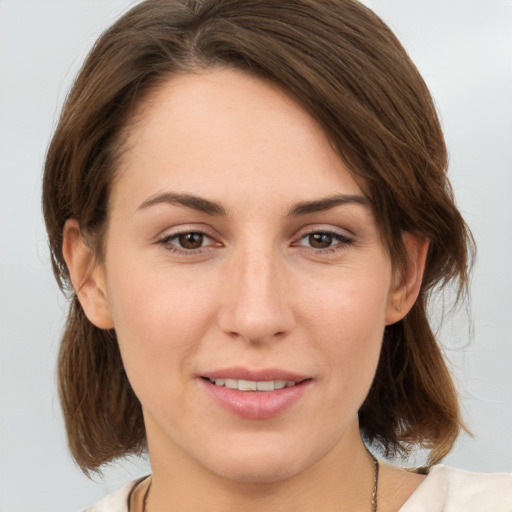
157, 229, 354, 256
295, 229, 354, 254
158, 230, 217, 255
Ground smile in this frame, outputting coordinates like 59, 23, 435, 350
201, 373, 312, 419
206, 378, 298, 391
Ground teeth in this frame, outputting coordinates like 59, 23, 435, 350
225, 378, 238, 389
238, 379, 257, 391
208, 378, 299, 391
256, 381, 274, 391
274, 380, 286, 389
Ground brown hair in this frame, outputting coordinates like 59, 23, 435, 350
43, 0, 474, 474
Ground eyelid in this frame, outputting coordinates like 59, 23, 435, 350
160, 230, 214, 244
156, 226, 222, 254
154, 224, 354, 256
155, 223, 218, 241
292, 226, 355, 252
295, 225, 354, 241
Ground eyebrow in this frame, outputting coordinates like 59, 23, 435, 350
287, 194, 368, 216
138, 192, 227, 216
137, 192, 367, 216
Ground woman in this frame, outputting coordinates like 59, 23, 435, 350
42, 0, 511, 510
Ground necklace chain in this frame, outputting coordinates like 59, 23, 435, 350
142, 478, 151, 512
370, 454, 379, 512
142, 457, 379, 512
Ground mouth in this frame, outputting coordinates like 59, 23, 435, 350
203, 377, 305, 391
199, 370, 312, 419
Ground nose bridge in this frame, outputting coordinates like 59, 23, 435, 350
218, 243, 293, 343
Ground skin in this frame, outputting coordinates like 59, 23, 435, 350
64, 69, 427, 511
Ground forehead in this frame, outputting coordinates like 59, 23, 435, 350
113, 68, 363, 213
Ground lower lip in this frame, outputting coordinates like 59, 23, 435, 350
201, 379, 311, 420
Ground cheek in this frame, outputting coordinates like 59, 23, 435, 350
303, 263, 391, 339
301, 264, 391, 391
104, 258, 218, 391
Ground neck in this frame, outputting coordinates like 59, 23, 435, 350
143, 420, 377, 512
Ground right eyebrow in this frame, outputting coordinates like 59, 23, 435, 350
137, 192, 227, 216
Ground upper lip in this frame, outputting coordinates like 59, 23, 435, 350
200, 367, 310, 382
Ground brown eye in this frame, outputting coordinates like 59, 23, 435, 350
297, 230, 353, 252
308, 233, 333, 248
159, 230, 219, 254
178, 232, 204, 249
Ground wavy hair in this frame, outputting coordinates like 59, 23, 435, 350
43, 0, 474, 474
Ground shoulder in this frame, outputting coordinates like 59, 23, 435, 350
82, 478, 145, 512
400, 464, 512, 512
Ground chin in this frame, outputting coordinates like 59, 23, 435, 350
213, 457, 302, 484
198, 436, 324, 484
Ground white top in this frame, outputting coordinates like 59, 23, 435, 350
84, 465, 512, 511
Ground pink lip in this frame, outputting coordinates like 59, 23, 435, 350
202, 366, 309, 382
199, 367, 312, 420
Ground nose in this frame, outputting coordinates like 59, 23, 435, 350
217, 247, 295, 344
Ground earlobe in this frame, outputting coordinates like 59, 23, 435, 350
62, 219, 114, 329
385, 234, 429, 325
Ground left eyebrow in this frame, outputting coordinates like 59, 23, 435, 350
287, 194, 368, 216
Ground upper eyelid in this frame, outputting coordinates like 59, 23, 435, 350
298, 228, 350, 237
155, 226, 217, 249
295, 232, 352, 246
162, 229, 212, 239
157, 231, 219, 255
159, 230, 216, 245
291, 227, 355, 252
156, 225, 217, 240
154, 225, 355, 244
157, 231, 351, 257
294, 226, 355, 240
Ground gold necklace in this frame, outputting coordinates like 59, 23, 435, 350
142, 457, 379, 512
370, 454, 379, 512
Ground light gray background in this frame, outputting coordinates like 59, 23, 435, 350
1, 1, 511, 511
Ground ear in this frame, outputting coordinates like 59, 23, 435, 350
385, 234, 429, 325
62, 219, 114, 329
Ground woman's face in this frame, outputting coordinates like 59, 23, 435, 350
98, 69, 401, 482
